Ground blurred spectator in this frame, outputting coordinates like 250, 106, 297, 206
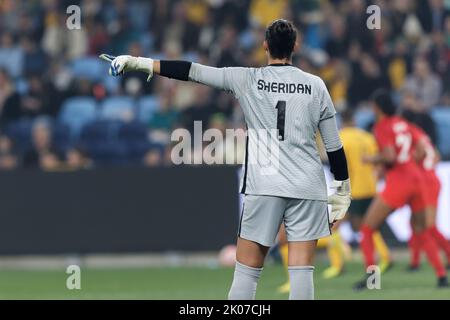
23, 119, 62, 170
21, 37, 48, 76
20, 74, 61, 118
0, 32, 23, 78
66, 146, 92, 170
387, 39, 410, 91
0, 135, 18, 170
249, 0, 288, 27
0, 69, 21, 125
348, 53, 390, 107
143, 147, 164, 167
149, 93, 179, 144
324, 14, 349, 59
401, 89, 438, 144
403, 56, 442, 110
181, 86, 215, 133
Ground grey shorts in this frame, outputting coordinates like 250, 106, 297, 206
238, 195, 331, 247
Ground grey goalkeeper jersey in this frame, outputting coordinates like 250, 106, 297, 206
188, 63, 342, 201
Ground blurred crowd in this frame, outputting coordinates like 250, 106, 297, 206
0, 0, 449, 170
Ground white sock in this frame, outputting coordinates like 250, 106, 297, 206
288, 266, 315, 300
228, 261, 263, 300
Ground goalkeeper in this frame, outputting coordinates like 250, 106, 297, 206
100, 19, 351, 300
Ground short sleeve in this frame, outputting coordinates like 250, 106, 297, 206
317, 79, 336, 121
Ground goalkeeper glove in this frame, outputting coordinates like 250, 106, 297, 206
327, 179, 351, 224
99, 54, 154, 81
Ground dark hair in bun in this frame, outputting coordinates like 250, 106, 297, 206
371, 89, 397, 116
265, 19, 297, 60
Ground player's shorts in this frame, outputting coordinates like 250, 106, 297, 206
348, 197, 373, 217
380, 168, 426, 213
422, 170, 441, 208
238, 194, 331, 247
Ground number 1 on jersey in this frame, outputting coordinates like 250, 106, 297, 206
275, 100, 286, 141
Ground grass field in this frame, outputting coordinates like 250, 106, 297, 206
0, 257, 449, 299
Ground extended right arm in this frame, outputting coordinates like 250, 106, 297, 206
101, 54, 248, 95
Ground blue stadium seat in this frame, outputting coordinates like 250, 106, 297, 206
80, 120, 121, 143
52, 123, 72, 153
137, 95, 160, 123
59, 97, 98, 137
80, 120, 127, 165
100, 96, 135, 121
431, 107, 450, 158
71, 57, 108, 82
118, 121, 148, 141
5, 119, 72, 154
118, 122, 152, 162
102, 74, 121, 94
354, 108, 375, 130
4, 119, 33, 153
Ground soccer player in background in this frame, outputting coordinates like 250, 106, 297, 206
354, 90, 448, 290
338, 110, 392, 274
407, 122, 450, 270
101, 19, 351, 300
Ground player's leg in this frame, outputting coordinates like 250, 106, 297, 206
228, 195, 285, 299
359, 196, 392, 269
353, 197, 392, 273
354, 196, 392, 290
322, 222, 347, 279
410, 185, 448, 287
228, 237, 269, 299
276, 224, 290, 293
372, 231, 392, 273
408, 218, 421, 271
288, 240, 317, 299
410, 211, 447, 286
425, 178, 450, 267
427, 208, 450, 268
284, 199, 330, 300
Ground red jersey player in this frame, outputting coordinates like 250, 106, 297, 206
353, 90, 448, 290
408, 123, 450, 270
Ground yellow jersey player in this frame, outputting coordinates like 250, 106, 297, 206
340, 109, 392, 274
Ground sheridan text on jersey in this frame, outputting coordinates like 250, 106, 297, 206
257, 79, 312, 94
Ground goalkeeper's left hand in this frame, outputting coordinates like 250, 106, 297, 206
327, 179, 351, 224
99, 53, 154, 81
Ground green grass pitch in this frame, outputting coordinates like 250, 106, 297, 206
0, 257, 449, 299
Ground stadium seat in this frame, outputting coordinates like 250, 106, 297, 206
59, 97, 98, 137
118, 121, 148, 141
80, 120, 121, 143
79, 120, 128, 165
4, 119, 33, 153
354, 108, 375, 130
71, 57, 108, 82
102, 74, 121, 94
431, 107, 450, 158
52, 123, 72, 153
118, 122, 152, 162
136, 95, 160, 123
100, 96, 136, 121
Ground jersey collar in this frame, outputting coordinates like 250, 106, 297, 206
268, 63, 292, 66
